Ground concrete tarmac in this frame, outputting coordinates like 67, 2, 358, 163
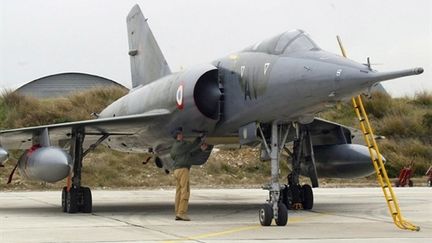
0, 188, 431, 242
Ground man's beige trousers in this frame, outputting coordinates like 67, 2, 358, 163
174, 168, 190, 216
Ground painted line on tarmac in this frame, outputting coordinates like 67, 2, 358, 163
163, 225, 260, 243
288, 211, 327, 223
163, 213, 327, 242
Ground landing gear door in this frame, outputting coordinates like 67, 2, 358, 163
239, 122, 259, 145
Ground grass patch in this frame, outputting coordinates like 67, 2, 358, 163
1, 89, 431, 190
0, 87, 126, 129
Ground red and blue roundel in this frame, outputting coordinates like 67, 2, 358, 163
176, 84, 184, 110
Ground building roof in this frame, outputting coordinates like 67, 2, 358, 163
16, 72, 128, 99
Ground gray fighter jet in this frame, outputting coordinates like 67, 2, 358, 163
0, 5, 423, 226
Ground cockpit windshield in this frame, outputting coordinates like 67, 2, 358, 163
243, 29, 319, 55
283, 34, 318, 54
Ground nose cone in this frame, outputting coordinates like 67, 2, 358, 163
330, 54, 424, 97
343, 66, 424, 85
367, 67, 424, 83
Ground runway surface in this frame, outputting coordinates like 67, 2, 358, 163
0, 188, 431, 242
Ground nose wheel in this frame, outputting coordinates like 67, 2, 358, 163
259, 202, 288, 226
259, 203, 273, 226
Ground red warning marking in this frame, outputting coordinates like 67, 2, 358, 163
27, 144, 41, 156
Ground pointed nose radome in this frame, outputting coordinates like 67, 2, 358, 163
369, 67, 424, 83
415, 67, 424, 74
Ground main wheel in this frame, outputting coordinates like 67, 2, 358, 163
66, 188, 78, 213
81, 187, 92, 213
275, 203, 288, 226
258, 203, 273, 226
280, 186, 290, 208
61, 187, 67, 212
302, 184, 313, 210
408, 180, 414, 187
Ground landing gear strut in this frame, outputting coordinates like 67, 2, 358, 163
258, 121, 290, 226
62, 127, 94, 214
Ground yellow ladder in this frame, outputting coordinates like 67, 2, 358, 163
337, 36, 419, 231
352, 96, 419, 231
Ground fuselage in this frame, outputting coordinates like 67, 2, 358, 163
99, 29, 421, 154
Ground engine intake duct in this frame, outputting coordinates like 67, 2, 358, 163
193, 69, 221, 120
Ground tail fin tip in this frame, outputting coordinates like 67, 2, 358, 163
126, 5, 171, 88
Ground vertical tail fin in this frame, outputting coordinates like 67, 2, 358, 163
127, 5, 171, 88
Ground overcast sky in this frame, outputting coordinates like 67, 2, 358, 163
0, 0, 431, 97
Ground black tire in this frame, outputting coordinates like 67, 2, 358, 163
280, 186, 290, 208
408, 180, 414, 187
66, 188, 78, 213
258, 203, 273, 226
81, 187, 92, 213
302, 184, 314, 210
395, 181, 400, 187
275, 203, 288, 226
61, 187, 67, 212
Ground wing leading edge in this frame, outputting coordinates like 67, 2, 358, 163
0, 109, 171, 150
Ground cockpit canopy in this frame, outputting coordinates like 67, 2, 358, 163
243, 29, 320, 55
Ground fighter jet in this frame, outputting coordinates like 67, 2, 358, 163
0, 5, 423, 226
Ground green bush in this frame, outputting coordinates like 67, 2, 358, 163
363, 92, 393, 119
0, 87, 127, 129
423, 113, 432, 129
413, 91, 432, 106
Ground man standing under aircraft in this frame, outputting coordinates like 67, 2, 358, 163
170, 127, 208, 221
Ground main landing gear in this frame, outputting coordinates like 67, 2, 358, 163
280, 178, 314, 210
281, 124, 315, 211
257, 122, 315, 226
62, 186, 92, 213
61, 128, 107, 214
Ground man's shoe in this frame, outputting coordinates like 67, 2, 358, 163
175, 215, 191, 221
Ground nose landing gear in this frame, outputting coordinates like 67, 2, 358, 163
257, 122, 290, 226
